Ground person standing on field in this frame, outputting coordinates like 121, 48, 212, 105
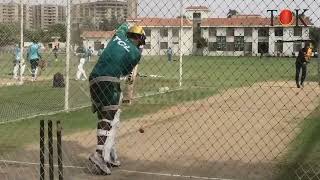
76, 55, 87, 81
53, 46, 59, 62
167, 47, 173, 62
12, 44, 21, 80
88, 22, 146, 175
295, 42, 313, 88
27, 40, 41, 81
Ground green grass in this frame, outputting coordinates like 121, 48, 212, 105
276, 106, 320, 180
1, 54, 320, 178
3, 55, 319, 122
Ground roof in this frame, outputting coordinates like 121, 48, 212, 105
185, 6, 210, 11
201, 16, 313, 27
81, 31, 115, 39
127, 18, 192, 27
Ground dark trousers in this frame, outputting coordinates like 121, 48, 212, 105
295, 62, 307, 85
30, 59, 39, 78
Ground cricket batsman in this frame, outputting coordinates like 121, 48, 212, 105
88, 22, 146, 175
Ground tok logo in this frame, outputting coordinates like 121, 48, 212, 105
267, 9, 309, 27
279, 9, 294, 26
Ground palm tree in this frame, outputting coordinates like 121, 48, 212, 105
227, 9, 239, 18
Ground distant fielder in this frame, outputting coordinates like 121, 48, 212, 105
12, 44, 26, 80
27, 40, 42, 81
88, 22, 146, 175
75, 56, 87, 81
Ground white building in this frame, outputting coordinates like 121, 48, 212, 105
80, 6, 313, 57
81, 31, 114, 54
201, 15, 312, 57
128, 17, 193, 56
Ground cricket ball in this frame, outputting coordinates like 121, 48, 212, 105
139, 128, 144, 133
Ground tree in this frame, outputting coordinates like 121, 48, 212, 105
227, 9, 239, 18
82, 17, 96, 30
47, 23, 66, 42
0, 23, 20, 46
309, 27, 320, 49
99, 16, 123, 31
71, 23, 82, 46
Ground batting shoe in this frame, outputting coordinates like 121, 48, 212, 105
110, 152, 121, 167
89, 152, 112, 175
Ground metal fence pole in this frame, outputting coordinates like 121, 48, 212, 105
65, 0, 71, 111
318, 45, 320, 85
179, 0, 183, 87
20, 0, 24, 80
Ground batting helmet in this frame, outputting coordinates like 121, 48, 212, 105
127, 25, 146, 46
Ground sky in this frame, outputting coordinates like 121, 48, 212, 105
3, 0, 320, 26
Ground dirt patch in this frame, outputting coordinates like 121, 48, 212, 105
4, 81, 320, 180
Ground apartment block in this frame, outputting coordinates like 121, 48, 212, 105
31, 5, 66, 29
72, 0, 138, 24
0, 3, 32, 29
0, 2, 66, 30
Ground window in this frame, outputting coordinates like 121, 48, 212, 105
227, 42, 234, 51
160, 42, 168, 49
160, 28, 168, 37
275, 28, 283, 36
216, 36, 226, 51
193, 13, 201, 19
173, 42, 179, 45
94, 41, 101, 51
227, 28, 234, 36
172, 28, 179, 37
144, 28, 151, 37
294, 27, 302, 36
293, 42, 302, 52
144, 42, 151, 49
234, 36, 244, 51
275, 42, 283, 53
258, 42, 269, 53
209, 27, 216, 37
208, 42, 217, 51
244, 28, 252, 37
258, 28, 269, 37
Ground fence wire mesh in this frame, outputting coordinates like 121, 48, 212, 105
0, 0, 320, 180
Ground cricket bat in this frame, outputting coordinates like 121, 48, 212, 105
122, 65, 139, 104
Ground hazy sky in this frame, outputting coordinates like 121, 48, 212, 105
3, 0, 320, 26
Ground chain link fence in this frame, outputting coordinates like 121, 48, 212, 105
0, 0, 320, 179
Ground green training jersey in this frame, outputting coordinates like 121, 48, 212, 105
90, 23, 142, 79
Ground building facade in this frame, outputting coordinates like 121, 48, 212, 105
128, 18, 194, 56
81, 30, 115, 55
190, 6, 312, 57
0, 2, 65, 30
201, 16, 311, 57
0, 3, 32, 29
125, 6, 312, 57
72, 0, 137, 25
31, 5, 66, 29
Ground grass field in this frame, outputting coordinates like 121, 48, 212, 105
0, 53, 320, 179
